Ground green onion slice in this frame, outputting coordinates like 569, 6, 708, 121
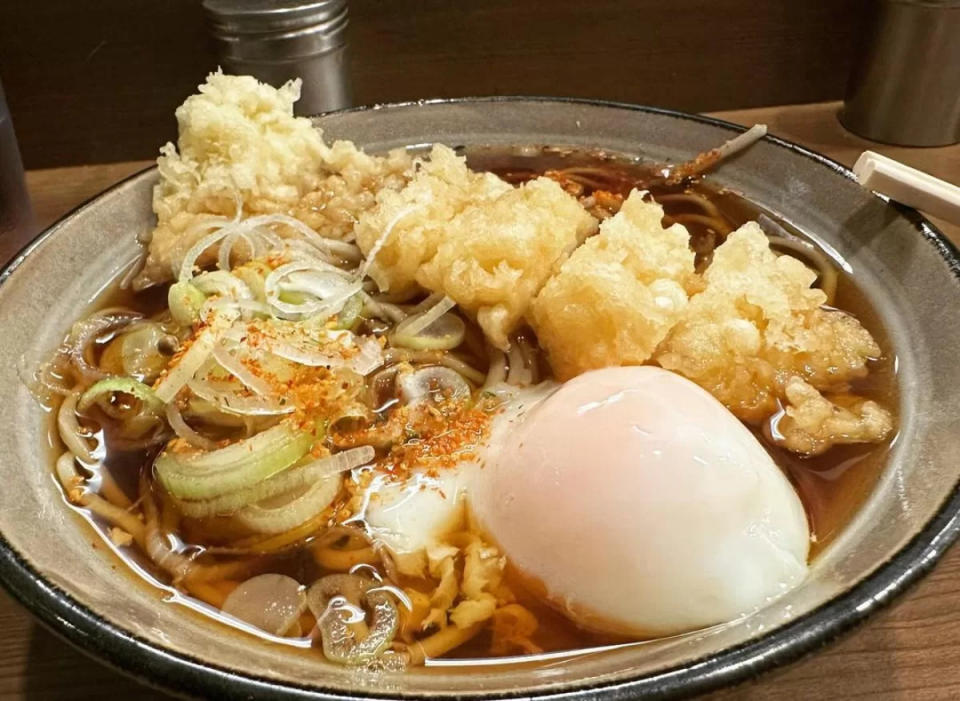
78, 377, 165, 415
168, 281, 207, 327
155, 421, 313, 500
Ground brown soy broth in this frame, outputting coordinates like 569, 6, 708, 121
53, 146, 898, 667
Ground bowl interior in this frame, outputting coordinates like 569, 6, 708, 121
1, 98, 959, 699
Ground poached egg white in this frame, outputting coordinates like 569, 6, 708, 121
363, 366, 809, 636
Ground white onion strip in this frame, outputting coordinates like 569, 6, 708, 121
155, 315, 233, 402
265, 263, 361, 318
281, 271, 352, 300
241, 213, 360, 260
213, 343, 275, 397
58, 392, 97, 464
187, 378, 293, 416
399, 295, 456, 338
279, 241, 355, 277
218, 230, 258, 272
357, 205, 419, 283
166, 402, 217, 450
263, 341, 351, 368
256, 334, 382, 376
233, 474, 342, 535
180, 213, 355, 283
177, 219, 233, 282
258, 230, 284, 250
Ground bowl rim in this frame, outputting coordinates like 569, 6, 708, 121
2, 95, 960, 700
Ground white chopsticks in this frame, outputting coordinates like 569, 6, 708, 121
853, 150, 960, 226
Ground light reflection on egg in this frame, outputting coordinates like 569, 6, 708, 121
362, 367, 809, 638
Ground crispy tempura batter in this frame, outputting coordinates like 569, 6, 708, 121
655, 224, 892, 453
137, 74, 893, 455
136, 72, 410, 288
530, 191, 694, 379
356, 147, 596, 347
416, 177, 596, 349
777, 378, 894, 456
354, 145, 513, 298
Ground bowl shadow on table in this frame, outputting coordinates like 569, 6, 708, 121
24, 621, 171, 700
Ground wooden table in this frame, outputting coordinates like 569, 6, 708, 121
3, 102, 959, 700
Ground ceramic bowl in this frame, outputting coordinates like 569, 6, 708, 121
1, 98, 959, 699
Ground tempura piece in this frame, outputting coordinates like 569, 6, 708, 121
418, 177, 597, 348
777, 378, 894, 455
136, 72, 410, 288
655, 223, 892, 447
355, 145, 512, 297
529, 191, 694, 379
765, 308, 883, 392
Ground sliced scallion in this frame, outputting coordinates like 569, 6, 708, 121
78, 377, 165, 415
168, 281, 207, 327
155, 421, 313, 500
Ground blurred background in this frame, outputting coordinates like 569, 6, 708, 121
0, 0, 869, 169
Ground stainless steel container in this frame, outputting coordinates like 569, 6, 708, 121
202, 0, 351, 115
840, 0, 960, 146
0, 79, 34, 264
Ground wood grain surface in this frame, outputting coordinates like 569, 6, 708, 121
2, 101, 959, 700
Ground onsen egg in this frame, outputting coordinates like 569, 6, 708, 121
470, 366, 810, 637
363, 469, 468, 574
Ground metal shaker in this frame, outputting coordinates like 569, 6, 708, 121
0, 79, 35, 264
840, 0, 960, 146
201, 0, 351, 115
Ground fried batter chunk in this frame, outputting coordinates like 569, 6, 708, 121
354, 145, 512, 298
135, 72, 411, 288
655, 223, 890, 439
529, 191, 694, 379
417, 177, 597, 349
777, 378, 894, 455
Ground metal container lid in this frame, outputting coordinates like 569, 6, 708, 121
202, 0, 348, 58
203, 0, 346, 33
